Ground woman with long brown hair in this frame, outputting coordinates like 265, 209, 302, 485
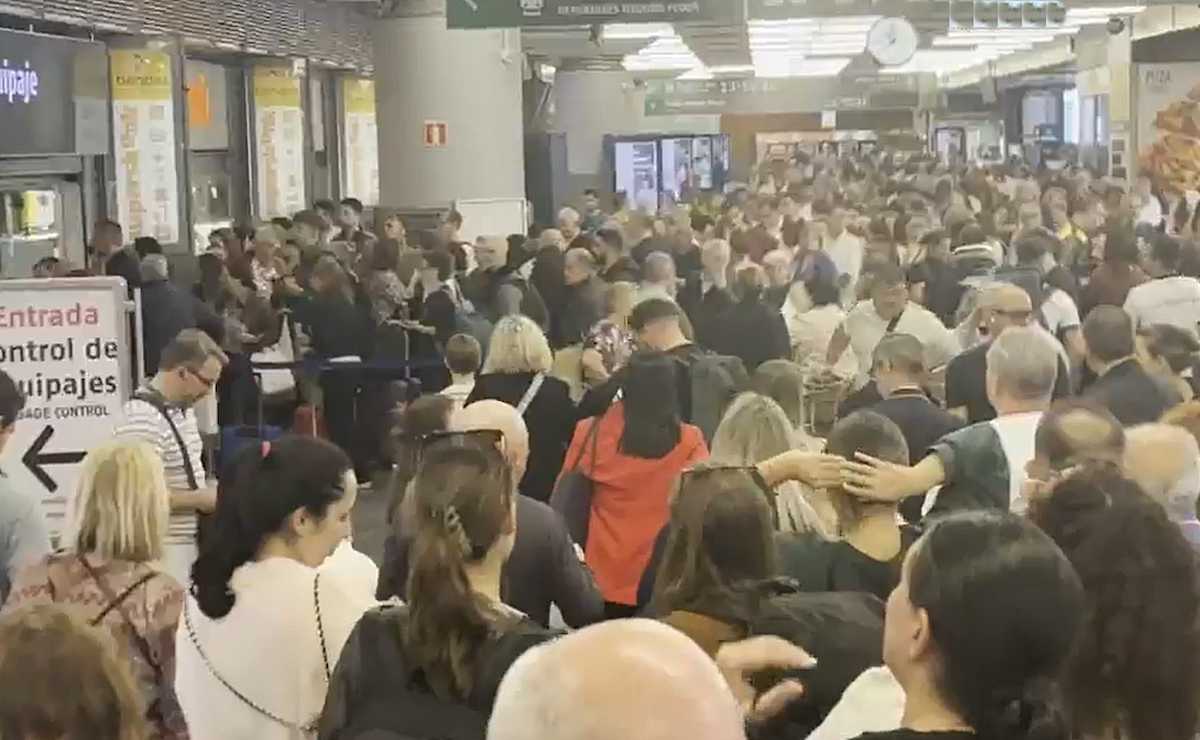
319, 438, 557, 738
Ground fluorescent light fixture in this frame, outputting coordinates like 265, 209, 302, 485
603, 23, 675, 40
622, 32, 701, 71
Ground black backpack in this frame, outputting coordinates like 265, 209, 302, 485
746, 586, 886, 740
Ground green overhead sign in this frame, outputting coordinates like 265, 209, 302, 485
447, 0, 739, 28
643, 76, 919, 116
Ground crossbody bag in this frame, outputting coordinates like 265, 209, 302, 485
183, 573, 331, 733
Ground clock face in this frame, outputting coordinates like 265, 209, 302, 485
867, 17, 919, 67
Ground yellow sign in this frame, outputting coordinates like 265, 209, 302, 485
253, 66, 301, 109
342, 78, 376, 116
110, 50, 171, 103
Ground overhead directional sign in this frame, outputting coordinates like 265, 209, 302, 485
0, 278, 133, 540
447, 0, 739, 28
644, 76, 918, 116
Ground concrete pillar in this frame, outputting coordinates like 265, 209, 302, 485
372, 0, 525, 209
551, 62, 720, 195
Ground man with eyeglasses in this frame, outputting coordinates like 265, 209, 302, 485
945, 282, 1071, 424
115, 329, 228, 582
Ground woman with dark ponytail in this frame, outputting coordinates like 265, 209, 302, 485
176, 435, 377, 739
826, 511, 1084, 740
318, 440, 557, 739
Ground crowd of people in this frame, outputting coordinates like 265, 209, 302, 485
1, 153, 1199, 740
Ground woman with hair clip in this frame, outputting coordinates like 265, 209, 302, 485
318, 440, 557, 739
1029, 466, 1200, 740
809, 511, 1085, 740
563, 350, 708, 619
5, 441, 188, 739
177, 435, 376, 740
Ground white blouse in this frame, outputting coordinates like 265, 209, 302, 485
175, 543, 379, 740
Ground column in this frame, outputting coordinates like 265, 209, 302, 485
373, 0, 525, 208
552, 61, 721, 196
553, 60, 638, 192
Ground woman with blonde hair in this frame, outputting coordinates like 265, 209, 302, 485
4, 441, 188, 739
0, 604, 149, 740
468, 315, 576, 502
710, 392, 834, 537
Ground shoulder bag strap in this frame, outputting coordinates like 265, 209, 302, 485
885, 309, 905, 334
132, 390, 199, 490
314, 572, 331, 681
566, 408, 605, 475
78, 556, 163, 682
515, 373, 546, 416
183, 599, 319, 733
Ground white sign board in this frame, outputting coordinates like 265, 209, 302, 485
1136, 62, 1200, 192
0, 279, 132, 538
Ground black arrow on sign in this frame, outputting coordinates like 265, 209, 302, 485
23, 425, 86, 493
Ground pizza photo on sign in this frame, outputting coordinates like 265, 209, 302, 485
1141, 80, 1200, 193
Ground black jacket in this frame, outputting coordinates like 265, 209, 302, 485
140, 279, 224, 375
709, 296, 791, 371
631, 236, 675, 265
1083, 358, 1182, 426
317, 605, 557, 740
945, 340, 1072, 423
678, 277, 735, 351
601, 255, 641, 284
293, 292, 372, 359
460, 267, 549, 329
104, 248, 142, 291
378, 493, 603, 628
530, 245, 566, 318
552, 276, 605, 349
467, 372, 576, 502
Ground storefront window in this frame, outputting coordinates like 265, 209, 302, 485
0, 189, 61, 277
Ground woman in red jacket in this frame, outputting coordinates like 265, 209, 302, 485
562, 351, 708, 618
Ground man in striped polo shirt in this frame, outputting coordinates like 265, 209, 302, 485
115, 329, 227, 583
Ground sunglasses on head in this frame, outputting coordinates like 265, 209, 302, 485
403, 429, 506, 468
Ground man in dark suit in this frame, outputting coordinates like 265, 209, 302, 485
945, 283, 1072, 423
860, 333, 963, 522
1082, 305, 1182, 425
678, 238, 735, 350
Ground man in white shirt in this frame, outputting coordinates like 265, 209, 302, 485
842, 325, 1059, 517
115, 329, 226, 582
828, 262, 961, 392
1124, 234, 1200, 333
823, 207, 864, 305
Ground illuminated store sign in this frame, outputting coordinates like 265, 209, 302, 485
0, 59, 39, 104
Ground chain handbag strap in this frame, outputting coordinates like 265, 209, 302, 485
183, 573, 330, 734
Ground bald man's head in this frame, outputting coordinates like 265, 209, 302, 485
1125, 424, 1200, 524
488, 619, 744, 740
1028, 402, 1125, 484
452, 400, 530, 486
981, 282, 1034, 337
475, 235, 509, 270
